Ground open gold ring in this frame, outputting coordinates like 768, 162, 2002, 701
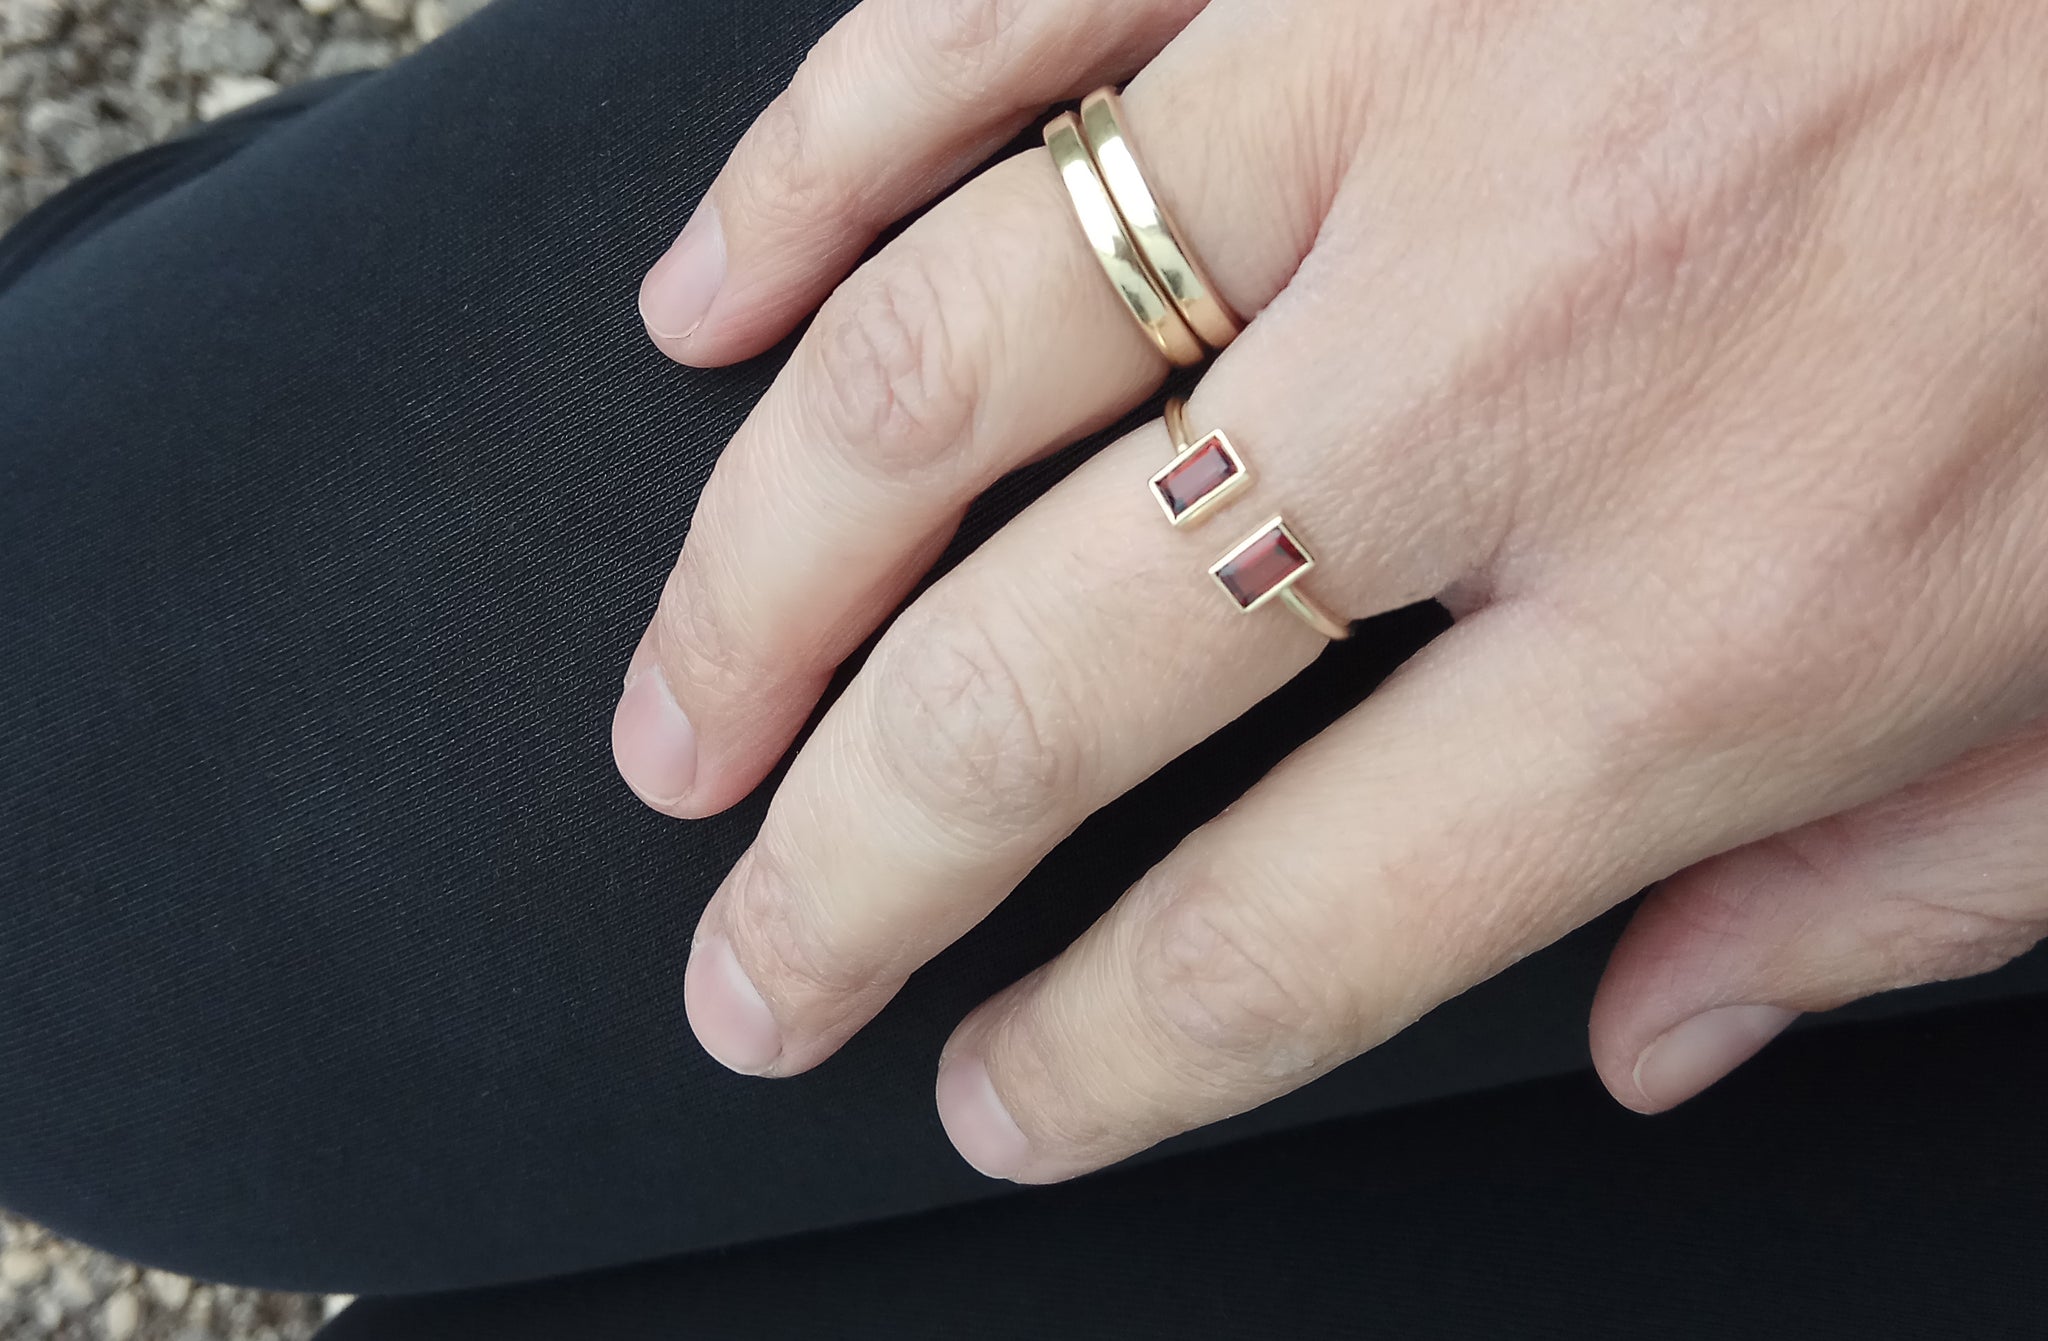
1153, 398, 1352, 641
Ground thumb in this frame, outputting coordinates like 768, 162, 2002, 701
1591, 723, 2048, 1114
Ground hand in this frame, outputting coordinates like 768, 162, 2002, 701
615, 0, 2048, 1181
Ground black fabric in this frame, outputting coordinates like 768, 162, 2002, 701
316, 994, 2048, 1340
0, 73, 374, 297
0, 0, 2043, 1321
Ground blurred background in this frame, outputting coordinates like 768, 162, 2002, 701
2, 2, 487, 1335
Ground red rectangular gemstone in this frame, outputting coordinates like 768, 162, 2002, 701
1214, 521, 1311, 609
1152, 432, 1242, 522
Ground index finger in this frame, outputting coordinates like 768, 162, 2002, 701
640, 0, 1207, 365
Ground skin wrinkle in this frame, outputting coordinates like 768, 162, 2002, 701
710, 843, 908, 1064
915, 0, 1041, 89
1648, 873, 1786, 985
734, 84, 845, 246
652, 527, 773, 710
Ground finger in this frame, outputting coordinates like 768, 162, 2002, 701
1590, 721, 2048, 1115
617, 13, 1356, 817
925, 547, 2047, 1184
639, 0, 1209, 365
678, 0, 2048, 1118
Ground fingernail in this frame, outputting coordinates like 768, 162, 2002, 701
611, 665, 697, 808
639, 200, 726, 341
1632, 1004, 1798, 1111
935, 1055, 1031, 1181
684, 933, 782, 1076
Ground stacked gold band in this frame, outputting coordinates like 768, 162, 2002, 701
1080, 89, 1242, 351
1044, 111, 1205, 367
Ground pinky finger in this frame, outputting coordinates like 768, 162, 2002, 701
640, 0, 1208, 364
1592, 720, 2048, 1115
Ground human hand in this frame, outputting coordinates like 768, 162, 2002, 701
616, 0, 2048, 1181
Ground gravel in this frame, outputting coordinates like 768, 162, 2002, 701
2, 4, 492, 1334
0, 1212, 351, 1341
1, 0, 493, 231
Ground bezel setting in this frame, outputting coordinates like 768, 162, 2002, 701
1148, 428, 1249, 527
1209, 516, 1316, 613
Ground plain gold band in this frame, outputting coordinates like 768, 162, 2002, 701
1045, 112, 1206, 368
1165, 397, 1353, 642
1082, 89, 1242, 352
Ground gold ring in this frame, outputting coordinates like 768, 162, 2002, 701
1149, 398, 1352, 641
1045, 111, 1205, 368
1081, 89, 1242, 352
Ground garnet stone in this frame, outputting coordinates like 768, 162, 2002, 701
1150, 430, 1246, 524
1212, 519, 1313, 610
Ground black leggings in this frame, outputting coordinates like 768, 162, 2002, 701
2, 1, 2044, 1335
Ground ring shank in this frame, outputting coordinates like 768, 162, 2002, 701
1278, 587, 1353, 642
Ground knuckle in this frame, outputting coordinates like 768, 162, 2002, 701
650, 546, 752, 703
1563, 128, 1717, 320
1752, 824, 2048, 1006
733, 72, 850, 230
1605, 400, 2048, 757
648, 502, 803, 712
1134, 875, 1350, 1075
809, 247, 982, 480
720, 845, 874, 1007
1631, 615, 1836, 755
864, 606, 1079, 840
